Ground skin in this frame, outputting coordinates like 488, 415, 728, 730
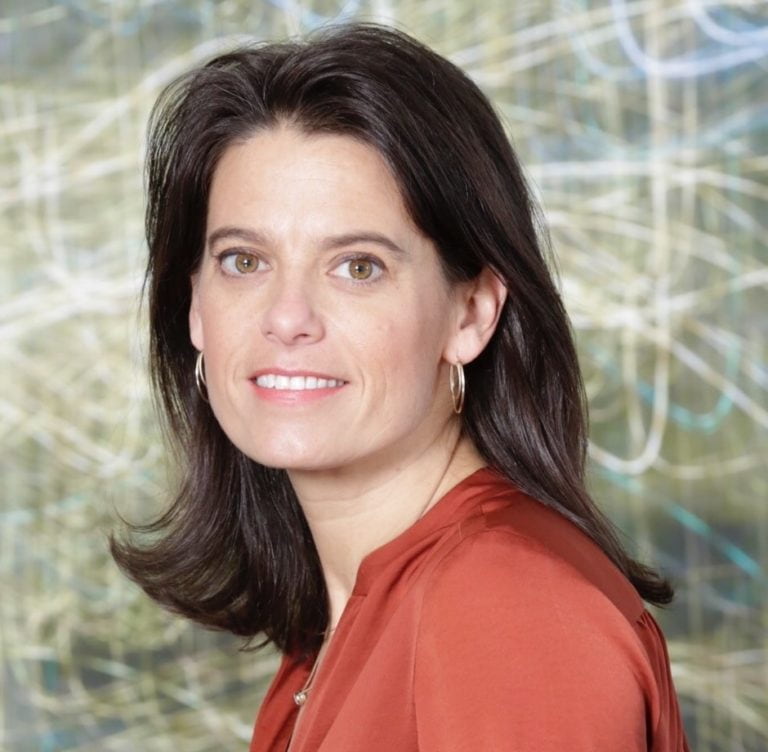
189, 126, 507, 632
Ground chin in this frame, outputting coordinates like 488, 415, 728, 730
233, 435, 344, 472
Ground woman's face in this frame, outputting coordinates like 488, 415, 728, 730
190, 127, 467, 474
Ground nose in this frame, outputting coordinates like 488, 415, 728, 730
260, 272, 325, 346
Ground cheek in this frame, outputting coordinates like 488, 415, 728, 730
196, 303, 246, 381
354, 307, 445, 404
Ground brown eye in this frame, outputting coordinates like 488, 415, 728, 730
220, 251, 263, 276
331, 255, 383, 283
235, 253, 257, 273
348, 259, 373, 280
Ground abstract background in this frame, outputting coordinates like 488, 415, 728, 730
1, 1, 766, 750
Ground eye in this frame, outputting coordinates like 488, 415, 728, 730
333, 255, 384, 283
220, 252, 260, 275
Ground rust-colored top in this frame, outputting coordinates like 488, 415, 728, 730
250, 467, 690, 751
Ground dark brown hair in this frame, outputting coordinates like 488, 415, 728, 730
111, 22, 674, 656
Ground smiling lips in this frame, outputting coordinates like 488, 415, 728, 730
250, 370, 347, 403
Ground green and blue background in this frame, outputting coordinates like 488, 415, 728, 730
1, 1, 766, 750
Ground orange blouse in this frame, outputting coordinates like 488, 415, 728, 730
249, 467, 690, 751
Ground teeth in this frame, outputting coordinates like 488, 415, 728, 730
255, 374, 344, 390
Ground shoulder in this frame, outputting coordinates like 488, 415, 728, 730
413, 480, 651, 674
419, 524, 639, 645
426, 476, 645, 627
411, 483, 656, 750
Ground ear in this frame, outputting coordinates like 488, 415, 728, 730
444, 267, 507, 365
189, 274, 205, 352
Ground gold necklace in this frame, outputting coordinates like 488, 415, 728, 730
293, 627, 336, 707
291, 464, 456, 708
291, 466, 453, 708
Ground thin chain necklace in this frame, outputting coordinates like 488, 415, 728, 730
293, 627, 336, 706
291, 461, 458, 708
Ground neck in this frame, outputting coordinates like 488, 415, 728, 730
287, 426, 485, 629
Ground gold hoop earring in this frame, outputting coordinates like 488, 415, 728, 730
449, 361, 465, 414
195, 351, 209, 403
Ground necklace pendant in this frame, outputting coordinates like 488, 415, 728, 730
293, 690, 308, 706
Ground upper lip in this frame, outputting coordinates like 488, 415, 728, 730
251, 368, 347, 382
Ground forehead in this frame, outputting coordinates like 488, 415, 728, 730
207, 127, 417, 235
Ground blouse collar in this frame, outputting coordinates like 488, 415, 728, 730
352, 465, 507, 595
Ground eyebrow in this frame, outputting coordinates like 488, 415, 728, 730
206, 226, 409, 257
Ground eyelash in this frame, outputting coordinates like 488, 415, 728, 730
333, 253, 385, 285
214, 251, 386, 285
216, 250, 261, 275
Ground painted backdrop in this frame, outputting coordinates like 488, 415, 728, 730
2, 1, 766, 750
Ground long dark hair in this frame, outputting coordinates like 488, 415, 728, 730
111, 22, 674, 656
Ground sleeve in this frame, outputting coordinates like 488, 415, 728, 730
413, 531, 653, 751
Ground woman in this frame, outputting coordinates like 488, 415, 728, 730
112, 23, 690, 752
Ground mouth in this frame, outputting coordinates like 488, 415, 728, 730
252, 373, 347, 391
249, 371, 348, 405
